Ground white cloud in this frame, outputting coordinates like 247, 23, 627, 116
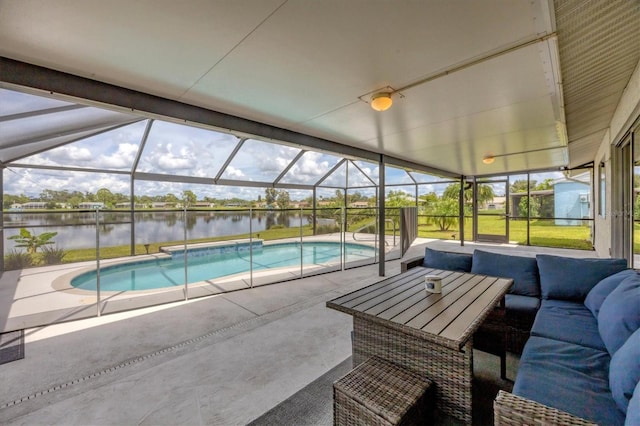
97, 143, 139, 169
48, 145, 93, 162
224, 166, 245, 178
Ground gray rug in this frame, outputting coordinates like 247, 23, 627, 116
249, 350, 517, 426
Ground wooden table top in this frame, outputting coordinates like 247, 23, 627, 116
327, 267, 512, 350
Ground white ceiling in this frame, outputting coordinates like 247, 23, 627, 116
0, 0, 637, 176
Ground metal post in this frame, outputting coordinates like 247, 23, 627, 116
459, 176, 465, 246
526, 173, 531, 245
249, 207, 253, 288
341, 206, 345, 270
300, 207, 304, 277
378, 155, 386, 276
130, 175, 135, 256
95, 208, 101, 317
183, 205, 188, 300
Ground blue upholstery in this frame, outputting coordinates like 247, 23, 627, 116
599, 273, 640, 355
471, 250, 539, 297
422, 248, 472, 272
626, 381, 640, 426
531, 300, 605, 351
585, 269, 636, 318
513, 336, 624, 425
536, 254, 627, 301
505, 294, 540, 318
610, 328, 640, 414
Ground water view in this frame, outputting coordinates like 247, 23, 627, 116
3, 210, 315, 251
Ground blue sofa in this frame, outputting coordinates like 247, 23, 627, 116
401, 247, 640, 425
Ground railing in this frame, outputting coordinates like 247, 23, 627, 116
1, 207, 397, 329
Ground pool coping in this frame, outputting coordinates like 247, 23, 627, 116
51, 240, 378, 296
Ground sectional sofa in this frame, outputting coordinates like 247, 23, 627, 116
401, 247, 640, 425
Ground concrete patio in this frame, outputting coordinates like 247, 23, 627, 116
0, 239, 599, 425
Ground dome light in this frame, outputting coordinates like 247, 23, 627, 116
371, 92, 393, 112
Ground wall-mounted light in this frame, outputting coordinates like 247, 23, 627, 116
371, 92, 393, 112
482, 155, 495, 165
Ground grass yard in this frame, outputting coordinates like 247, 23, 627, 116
417, 215, 593, 250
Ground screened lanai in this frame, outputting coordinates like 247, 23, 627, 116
1, 85, 469, 329
0, 84, 597, 330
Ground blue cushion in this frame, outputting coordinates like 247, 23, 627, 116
505, 294, 540, 317
599, 274, 640, 355
514, 336, 624, 425
610, 328, 640, 414
626, 381, 640, 426
531, 300, 605, 351
471, 250, 539, 297
536, 254, 628, 301
585, 269, 637, 318
422, 248, 472, 272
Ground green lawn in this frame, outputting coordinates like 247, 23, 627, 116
417, 215, 593, 250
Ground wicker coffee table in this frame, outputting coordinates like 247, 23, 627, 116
327, 267, 512, 425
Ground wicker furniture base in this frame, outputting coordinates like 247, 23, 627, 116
334, 356, 433, 426
352, 316, 473, 424
494, 390, 596, 426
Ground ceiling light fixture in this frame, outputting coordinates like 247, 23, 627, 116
482, 146, 568, 166
482, 155, 495, 165
371, 92, 393, 112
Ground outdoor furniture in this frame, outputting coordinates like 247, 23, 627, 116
333, 356, 434, 426
327, 267, 512, 424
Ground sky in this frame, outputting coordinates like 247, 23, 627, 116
1, 87, 567, 201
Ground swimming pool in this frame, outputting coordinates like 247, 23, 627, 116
71, 241, 376, 291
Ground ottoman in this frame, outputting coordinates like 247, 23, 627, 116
333, 356, 434, 426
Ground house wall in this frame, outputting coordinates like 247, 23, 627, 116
553, 181, 590, 226
594, 58, 640, 257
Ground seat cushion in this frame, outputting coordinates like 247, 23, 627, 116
471, 250, 539, 297
531, 299, 605, 351
513, 336, 624, 425
536, 254, 628, 301
599, 273, 640, 355
585, 269, 636, 318
505, 294, 539, 325
422, 248, 472, 272
610, 328, 640, 414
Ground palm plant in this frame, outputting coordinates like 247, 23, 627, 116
7, 228, 58, 254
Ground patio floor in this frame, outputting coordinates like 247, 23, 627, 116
0, 239, 598, 425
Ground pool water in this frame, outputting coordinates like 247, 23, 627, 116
71, 242, 376, 291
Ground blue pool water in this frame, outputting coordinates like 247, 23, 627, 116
71, 242, 376, 291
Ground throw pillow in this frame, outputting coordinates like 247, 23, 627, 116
422, 248, 472, 272
585, 269, 636, 318
598, 273, 640, 355
536, 254, 627, 301
471, 250, 539, 297
610, 327, 640, 414
626, 381, 640, 426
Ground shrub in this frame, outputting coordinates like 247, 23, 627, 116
40, 245, 67, 265
4, 250, 35, 270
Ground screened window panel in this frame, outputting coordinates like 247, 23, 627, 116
320, 161, 347, 188
222, 139, 301, 182
137, 121, 239, 178
280, 151, 342, 185
3, 168, 131, 201
385, 166, 414, 185
1, 127, 117, 164
0, 88, 74, 116
352, 161, 379, 185
348, 161, 376, 188
409, 171, 454, 183
18, 120, 148, 171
